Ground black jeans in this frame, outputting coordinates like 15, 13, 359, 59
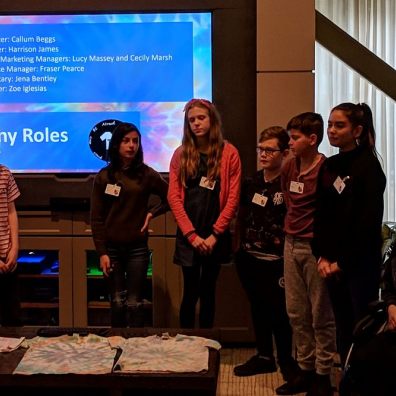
0, 270, 21, 326
107, 245, 149, 327
235, 250, 293, 366
346, 331, 396, 396
327, 259, 381, 366
179, 257, 221, 329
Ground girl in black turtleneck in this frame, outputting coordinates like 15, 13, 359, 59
313, 102, 386, 365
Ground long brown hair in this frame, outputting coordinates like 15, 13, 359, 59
179, 99, 224, 187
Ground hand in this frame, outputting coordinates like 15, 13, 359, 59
140, 212, 153, 233
0, 259, 7, 274
203, 234, 218, 255
329, 261, 341, 275
318, 257, 341, 278
318, 257, 332, 278
191, 235, 211, 255
387, 305, 396, 330
100, 254, 112, 277
5, 247, 18, 273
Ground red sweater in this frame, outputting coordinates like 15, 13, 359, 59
168, 142, 241, 237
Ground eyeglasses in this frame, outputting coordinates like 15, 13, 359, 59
256, 147, 282, 156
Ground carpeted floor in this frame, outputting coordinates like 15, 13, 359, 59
217, 347, 341, 396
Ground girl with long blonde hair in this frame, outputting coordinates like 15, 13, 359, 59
168, 98, 241, 328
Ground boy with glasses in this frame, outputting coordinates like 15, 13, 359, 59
234, 126, 298, 381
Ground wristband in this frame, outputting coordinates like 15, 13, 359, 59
212, 229, 221, 237
184, 230, 195, 238
187, 232, 198, 243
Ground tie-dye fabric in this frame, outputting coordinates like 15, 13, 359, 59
110, 333, 221, 373
0, 336, 25, 352
14, 334, 116, 375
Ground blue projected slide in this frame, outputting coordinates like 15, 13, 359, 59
0, 13, 212, 173
1, 23, 193, 103
1, 112, 140, 172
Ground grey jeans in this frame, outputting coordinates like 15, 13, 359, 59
284, 235, 336, 375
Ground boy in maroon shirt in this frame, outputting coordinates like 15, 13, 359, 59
276, 113, 336, 396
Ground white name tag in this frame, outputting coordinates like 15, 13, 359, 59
105, 183, 121, 197
252, 193, 268, 207
290, 181, 304, 194
333, 176, 346, 194
199, 176, 216, 190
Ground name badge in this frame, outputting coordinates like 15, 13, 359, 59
290, 181, 304, 194
333, 176, 349, 194
105, 183, 121, 197
252, 193, 268, 207
199, 176, 216, 190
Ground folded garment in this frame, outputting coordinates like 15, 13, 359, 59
0, 336, 25, 353
13, 334, 116, 375
111, 333, 221, 373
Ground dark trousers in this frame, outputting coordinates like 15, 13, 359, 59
107, 245, 149, 327
0, 270, 21, 326
235, 250, 293, 365
327, 258, 381, 365
179, 258, 221, 328
346, 331, 396, 396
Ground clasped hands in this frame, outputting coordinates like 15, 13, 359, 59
191, 234, 217, 256
317, 257, 341, 278
0, 249, 18, 274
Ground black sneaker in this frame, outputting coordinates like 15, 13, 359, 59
275, 369, 315, 395
279, 358, 300, 382
233, 355, 277, 377
306, 373, 333, 396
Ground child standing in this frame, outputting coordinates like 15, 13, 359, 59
168, 98, 241, 328
233, 126, 298, 380
313, 103, 386, 365
0, 165, 21, 326
91, 122, 168, 327
277, 113, 336, 396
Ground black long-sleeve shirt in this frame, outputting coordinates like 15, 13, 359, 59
91, 164, 169, 256
239, 170, 286, 260
313, 145, 386, 272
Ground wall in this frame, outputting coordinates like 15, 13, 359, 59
257, 0, 315, 137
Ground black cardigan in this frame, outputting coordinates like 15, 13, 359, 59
312, 145, 386, 272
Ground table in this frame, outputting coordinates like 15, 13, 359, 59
0, 327, 220, 396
